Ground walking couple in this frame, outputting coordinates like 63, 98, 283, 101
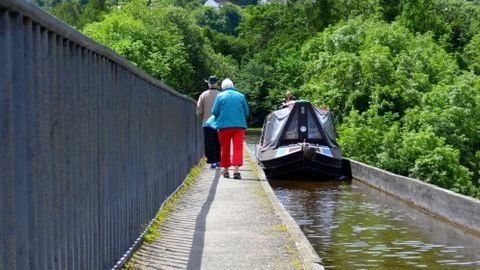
196, 76, 249, 179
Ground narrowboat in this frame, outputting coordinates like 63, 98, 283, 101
256, 101, 351, 179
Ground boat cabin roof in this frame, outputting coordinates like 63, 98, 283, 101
260, 101, 339, 149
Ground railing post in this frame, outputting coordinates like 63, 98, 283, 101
0, 0, 204, 269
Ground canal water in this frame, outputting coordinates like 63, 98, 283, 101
246, 132, 480, 270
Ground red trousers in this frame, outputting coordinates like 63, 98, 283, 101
218, 128, 245, 168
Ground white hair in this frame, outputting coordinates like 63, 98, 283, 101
221, 78, 234, 90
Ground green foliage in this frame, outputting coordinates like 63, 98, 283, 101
48, 0, 110, 29
160, 6, 213, 95
33, 0, 68, 8
398, 0, 480, 53
289, 0, 381, 32
474, 151, 480, 186
202, 28, 247, 62
194, 3, 243, 36
403, 73, 480, 172
298, 15, 480, 198
83, 2, 192, 91
398, 130, 447, 175
301, 0, 333, 32
81, 0, 109, 25
49, 1, 84, 28
437, 0, 480, 52
337, 109, 386, 164
171, 0, 203, 9
376, 122, 403, 172
83, 0, 234, 97
376, 127, 477, 198
46, 0, 480, 198
411, 146, 475, 195
238, 3, 310, 55
463, 32, 480, 75
399, 0, 440, 34
235, 58, 278, 126
231, 0, 257, 6
379, 0, 401, 22
300, 18, 461, 121
232, 2, 313, 124
45, 0, 110, 29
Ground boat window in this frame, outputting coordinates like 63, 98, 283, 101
307, 110, 323, 139
283, 110, 299, 140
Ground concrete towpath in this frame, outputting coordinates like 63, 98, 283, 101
127, 147, 324, 270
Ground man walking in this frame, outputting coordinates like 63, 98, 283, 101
196, 76, 221, 169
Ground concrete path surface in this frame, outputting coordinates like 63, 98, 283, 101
128, 148, 323, 270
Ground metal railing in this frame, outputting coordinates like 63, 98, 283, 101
0, 1, 203, 269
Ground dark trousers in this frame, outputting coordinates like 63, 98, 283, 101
203, 126, 220, 164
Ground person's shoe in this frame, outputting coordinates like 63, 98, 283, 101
223, 170, 230, 178
210, 163, 217, 169
233, 172, 241, 179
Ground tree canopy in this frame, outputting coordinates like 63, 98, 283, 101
44, 0, 480, 198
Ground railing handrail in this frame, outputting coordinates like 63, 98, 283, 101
0, 0, 193, 102
0, 1, 203, 269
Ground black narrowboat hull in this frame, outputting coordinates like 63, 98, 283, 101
256, 144, 344, 179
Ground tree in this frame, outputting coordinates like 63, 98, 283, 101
195, 3, 243, 36
82, 1, 192, 92
80, 0, 109, 26
76, 0, 480, 198
231, 2, 312, 123
202, 28, 247, 62
399, 0, 441, 34
49, 1, 84, 28
398, 0, 480, 54
463, 32, 480, 75
380, 0, 401, 22
83, 0, 236, 97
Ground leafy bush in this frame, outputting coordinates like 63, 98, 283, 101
83, 7, 192, 91
83, 0, 235, 97
411, 146, 476, 196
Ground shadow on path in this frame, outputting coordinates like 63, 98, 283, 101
132, 168, 220, 270
186, 169, 220, 270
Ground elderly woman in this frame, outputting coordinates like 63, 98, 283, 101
211, 78, 249, 179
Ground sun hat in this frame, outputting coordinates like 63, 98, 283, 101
205, 75, 218, 84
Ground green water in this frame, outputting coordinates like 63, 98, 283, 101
245, 132, 480, 269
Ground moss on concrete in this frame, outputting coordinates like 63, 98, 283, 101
142, 158, 206, 243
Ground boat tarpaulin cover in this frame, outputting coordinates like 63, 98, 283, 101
260, 101, 339, 150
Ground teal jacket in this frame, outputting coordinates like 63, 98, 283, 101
211, 87, 249, 129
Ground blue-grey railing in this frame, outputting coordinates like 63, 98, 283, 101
0, 0, 203, 269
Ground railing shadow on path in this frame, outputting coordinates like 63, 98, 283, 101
186, 169, 220, 270
133, 168, 220, 269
